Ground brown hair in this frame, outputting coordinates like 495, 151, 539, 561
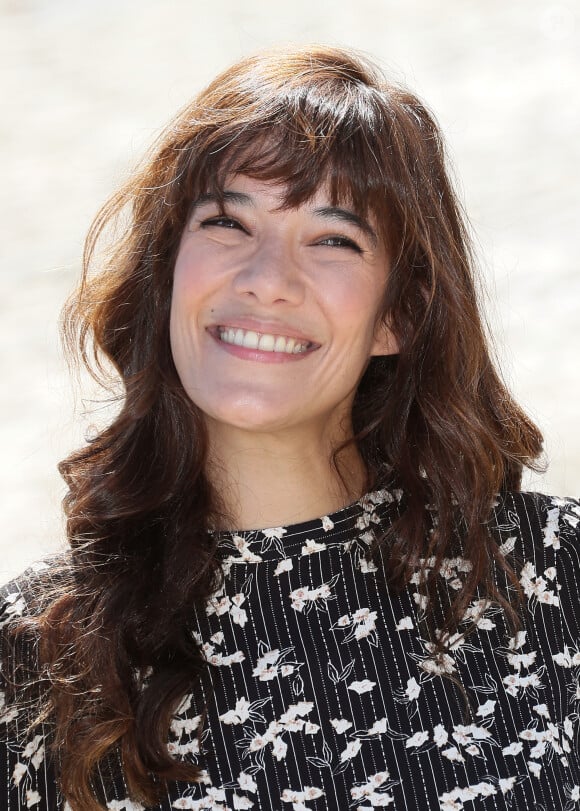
7, 45, 542, 809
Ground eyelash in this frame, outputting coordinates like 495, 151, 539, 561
200, 216, 363, 253
200, 216, 247, 232
318, 236, 363, 254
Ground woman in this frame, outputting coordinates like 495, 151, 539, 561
1, 45, 579, 811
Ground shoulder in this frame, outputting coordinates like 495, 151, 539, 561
0, 556, 69, 628
0, 563, 65, 810
490, 489, 580, 553
1, 563, 48, 626
1, 556, 71, 695
492, 490, 580, 632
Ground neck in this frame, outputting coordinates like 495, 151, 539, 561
206, 424, 368, 531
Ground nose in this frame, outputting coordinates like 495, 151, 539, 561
232, 241, 305, 306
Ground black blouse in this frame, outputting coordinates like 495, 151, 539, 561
2, 488, 580, 810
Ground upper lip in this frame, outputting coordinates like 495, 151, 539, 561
207, 317, 320, 346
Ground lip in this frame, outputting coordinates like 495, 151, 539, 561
206, 317, 319, 346
207, 323, 320, 363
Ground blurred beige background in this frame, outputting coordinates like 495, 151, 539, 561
1, 0, 578, 583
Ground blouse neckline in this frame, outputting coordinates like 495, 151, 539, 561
212, 487, 401, 563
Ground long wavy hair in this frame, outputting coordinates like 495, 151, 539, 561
7, 45, 542, 809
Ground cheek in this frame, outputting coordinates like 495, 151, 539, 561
321, 278, 384, 341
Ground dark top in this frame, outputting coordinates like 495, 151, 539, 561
2, 488, 580, 810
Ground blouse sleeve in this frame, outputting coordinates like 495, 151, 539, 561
1, 572, 60, 811
554, 497, 580, 644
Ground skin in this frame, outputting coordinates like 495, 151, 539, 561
170, 175, 398, 529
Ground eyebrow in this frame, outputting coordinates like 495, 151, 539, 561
191, 190, 255, 210
313, 206, 378, 246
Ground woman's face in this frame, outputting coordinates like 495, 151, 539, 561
169, 175, 397, 443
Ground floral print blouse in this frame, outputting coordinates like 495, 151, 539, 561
2, 488, 580, 810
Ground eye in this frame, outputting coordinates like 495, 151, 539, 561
200, 216, 247, 232
318, 235, 363, 254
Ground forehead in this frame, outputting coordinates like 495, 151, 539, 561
205, 174, 333, 207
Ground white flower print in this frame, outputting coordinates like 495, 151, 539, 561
220, 697, 252, 725
439, 780, 498, 809
232, 794, 254, 809
405, 677, 421, 701
340, 738, 362, 762
519, 561, 559, 608
238, 701, 320, 764
262, 526, 287, 540
237, 772, 257, 793
301, 539, 327, 555
405, 730, 430, 749
252, 644, 301, 682
412, 592, 430, 612
350, 770, 398, 807
201, 633, 245, 667
502, 741, 524, 756
107, 800, 146, 811
230, 594, 248, 626
358, 555, 379, 574
543, 507, 561, 549
207, 591, 248, 627
3, 592, 26, 621
499, 536, 517, 556
272, 736, 288, 760
0, 690, 19, 726
502, 669, 545, 698
528, 760, 542, 778
226, 534, 263, 564
395, 616, 414, 631
506, 650, 537, 671
394, 677, 422, 719
289, 574, 339, 613
281, 786, 324, 810
509, 630, 527, 651
476, 700, 496, 718
553, 644, 580, 668
332, 608, 378, 645
565, 784, 580, 809
433, 725, 449, 748
409, 636, 458, 677
331, 718, 353, 734
347, 679, 376, 695
461, 599, 499, 631
533, 703, 551, 719
412, 556, 472, 595
365, 718, 389, 736
441, 746, 465, 763
321, 515, 334, 532
173, 785, 229, 809
274, 558, 294, 576
12, 762, 27, 788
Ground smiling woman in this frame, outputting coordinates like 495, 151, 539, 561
1, 45, 580, 811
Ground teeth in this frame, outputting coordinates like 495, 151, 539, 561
258, 334, 275, 351
243, 330, 259, 349
218, 327, 309, 354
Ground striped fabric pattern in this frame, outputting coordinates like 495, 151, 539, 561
2, 489, 580, 810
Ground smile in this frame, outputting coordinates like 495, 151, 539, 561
216, 327, 312, 354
